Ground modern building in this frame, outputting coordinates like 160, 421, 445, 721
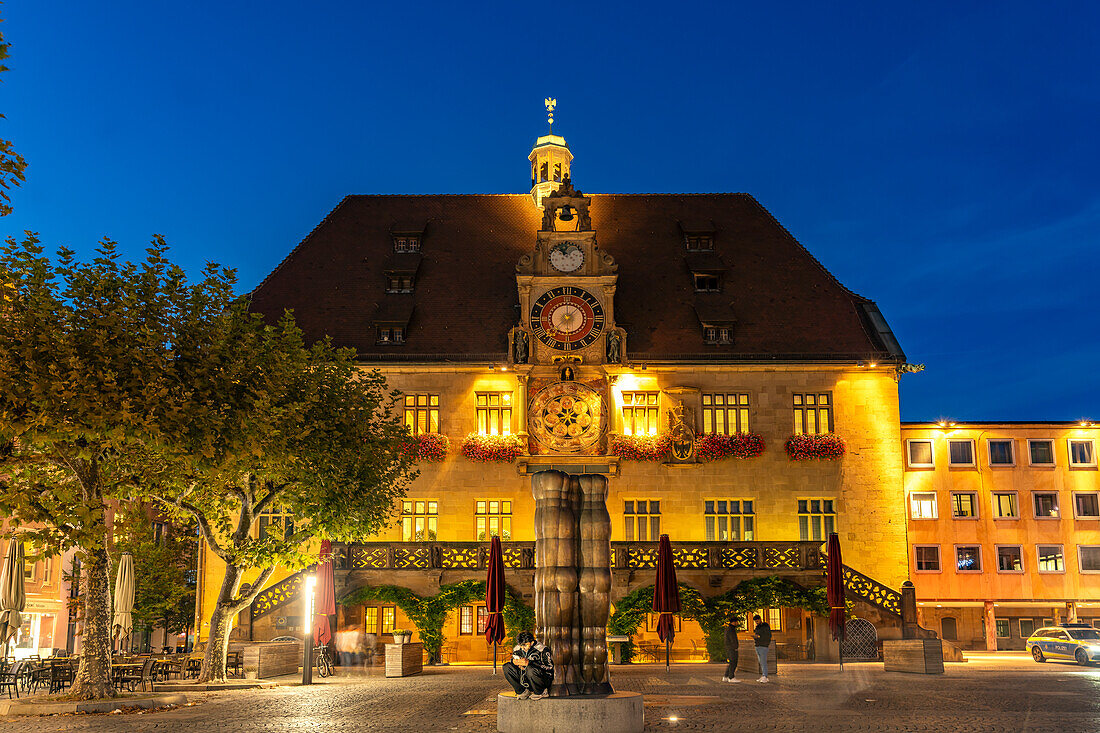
197, 119, 920, 663
903, 421, 1100, 650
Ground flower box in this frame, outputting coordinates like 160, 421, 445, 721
461, 433, 526, 463
416, 433, 449, 462
611, 434, 672, 461
695, 432, 765, 461
784, 433, 846, 460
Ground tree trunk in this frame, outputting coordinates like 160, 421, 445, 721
198, 563, 246, 683
68, 543, 115, 700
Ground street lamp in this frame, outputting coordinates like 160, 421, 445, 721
302, 575, 316, 685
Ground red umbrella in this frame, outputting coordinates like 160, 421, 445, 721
826, 532, 846, 669
652, 534, 681, 671
485, 535, 507, 675
313, 539, 336, 647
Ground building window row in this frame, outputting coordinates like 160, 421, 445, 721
907, 438, 1096, 468
909, 490, 1100, 520
914, 543, 1100, 574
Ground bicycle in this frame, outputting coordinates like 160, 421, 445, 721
314, 645, 333, 678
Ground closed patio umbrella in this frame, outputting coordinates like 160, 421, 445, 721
313, 540, 336, 647
113, 551, 134, 651
826, 532, 846, 670
652, 534, 681, 671
484, 535, 506, 675
0, 538, 26, 659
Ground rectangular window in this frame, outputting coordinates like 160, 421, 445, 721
1074, 492, 1100, 518
459, 606, 474, 635
693, 273, 720, 292
956, 545, 982, 572
1037, 545, 1065, 573
704, 499, 755, 541
622, 392, 660, 436
907, 439, 934, 468
646, 613, 684, 633
909, 492, 937, 520
1019, 618, 1036, 638
996, 545, 1023, 572
948, 440, 975, 466
476, 392, 513, 436
701, 393, 750, 434
1069, 439, 1097, 467
1028, 439, 1055, 466
624, 499, 661, 541
793, 393, 832, 435
915, 545, 940, 572
381, 607, 396, 634
797, 499, 836, 541
393, 236, 420, 253
992, 492, 1019, 519
1033, 492, 1060, 519
477, 606, 489, 635
475, 499, 513, 541
404, 393, 440, 435
988, 439, 1015, 466
685, 235, 714, 251
995, 619, 1011, 638
951, 492, 978, 518
365, 607, 379, 633
258, 507, 295, 541
386, 275, 414, 293
377, 326, 405, 343
401, 500, 439, 541
1079, 546, 1100, 573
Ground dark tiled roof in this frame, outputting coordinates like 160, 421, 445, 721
249, 193, 904, 362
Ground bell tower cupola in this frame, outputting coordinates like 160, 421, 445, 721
529, 98, 573, 208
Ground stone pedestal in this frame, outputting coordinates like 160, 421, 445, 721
497, 692, 643, 733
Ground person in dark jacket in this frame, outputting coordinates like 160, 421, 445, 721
722, 618, 743, 683
753, 614, 772, 683
502, 631, 554, 700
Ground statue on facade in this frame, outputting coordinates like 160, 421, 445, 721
531, 470, 613, 696
606, 330, 622, 364
668, 401, 696, 462
513, 328, 529, 364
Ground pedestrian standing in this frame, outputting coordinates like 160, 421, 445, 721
753, 614, 772, 683
722, 617, 743, 683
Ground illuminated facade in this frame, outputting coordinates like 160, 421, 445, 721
198, 122, 917, 662
903, 422, 1100, 650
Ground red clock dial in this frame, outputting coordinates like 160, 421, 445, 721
530, 286, 605, 351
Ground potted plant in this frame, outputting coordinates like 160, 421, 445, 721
392, 629, 412, 644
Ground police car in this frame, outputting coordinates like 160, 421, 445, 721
1026, 623, 1100, 665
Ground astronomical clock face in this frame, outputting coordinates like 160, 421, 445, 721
528, 381, 604, 454
549, 241, 584, 273
530, 286, 605, 351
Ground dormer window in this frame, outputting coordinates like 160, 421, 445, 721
703, 325, 733, 345
685, 235, 714, 251
393, 236, 420, 253
386, 275, 414, 293
377, 326, 405, 344
693, 273, 721, 292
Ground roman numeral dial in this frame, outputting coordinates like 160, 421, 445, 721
529, 286, 605, 351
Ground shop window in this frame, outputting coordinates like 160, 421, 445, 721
1037, 545, 1065, 572
624, 500, 661, 541
951, 492, 978, 518
1033, 492, 1059, 519
401, 500, 438, 541
793, 393, 831, 435
941, 617, 958, 641
948, 440, 976, 466
403, 394, 439, 435
704, 499, 755, 541
907, 439, 933, 467
797, 499, 835, 541
996, 545, 1023, 572
476, 392, 512, 436
914, 545, 940, 572
1028, 439, 1055, 466
1069, 439, 1096, 467
702, 393, 749, 434
955, 545, 982, 572
621, 392, 660, 436
992, 492, 1018, 519
909, 492, 937, 519
475, 499, 512, 541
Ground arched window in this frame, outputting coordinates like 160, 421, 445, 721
941, 617, 958, 640
554, 163, 562, 182
540, 162, 548, 183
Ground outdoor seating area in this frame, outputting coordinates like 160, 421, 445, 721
0, 653, 76, 698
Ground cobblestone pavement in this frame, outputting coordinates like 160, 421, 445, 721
3, 657, 1100, 732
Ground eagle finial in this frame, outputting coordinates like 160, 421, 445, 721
544, 98, 557, 131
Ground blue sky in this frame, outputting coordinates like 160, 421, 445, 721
2, 1, 1098, 421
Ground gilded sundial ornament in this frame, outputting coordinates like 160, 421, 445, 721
528, 381, 604, 454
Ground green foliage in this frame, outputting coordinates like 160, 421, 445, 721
0, 14, 27, 216
607, 576, 829, 663
340, 580, 534, 662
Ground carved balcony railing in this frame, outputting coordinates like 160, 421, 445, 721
820, 554, 902, 618
252, 570, 307, 620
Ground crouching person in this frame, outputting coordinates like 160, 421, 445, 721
503, 631, 554, 700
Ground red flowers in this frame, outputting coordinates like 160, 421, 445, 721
784, 433, 846, 460
416, 433, 450, 462
696, 432, 765, 461
461, 433, 526, 463
611, 434, 672, 461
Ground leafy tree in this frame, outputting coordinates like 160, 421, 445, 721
146, 303, 418, 682
0, 15, 27, 215
0, 234, 234, 699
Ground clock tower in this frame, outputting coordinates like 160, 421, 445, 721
529, 99, 574, 208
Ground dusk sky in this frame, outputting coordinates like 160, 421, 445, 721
2, 2, 1097, 421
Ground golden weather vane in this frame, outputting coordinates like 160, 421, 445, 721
545, 98, 557, 131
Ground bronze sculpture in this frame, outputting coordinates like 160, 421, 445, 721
531, 470, 613, 696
